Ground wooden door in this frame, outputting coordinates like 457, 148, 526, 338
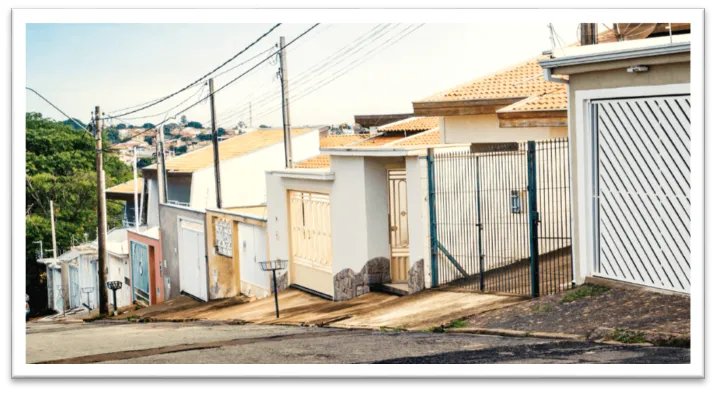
388, 169, 409, 282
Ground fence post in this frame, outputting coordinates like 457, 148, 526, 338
527, 141, 540, 297
475, 156, 484, 291
427, 148, 439, 288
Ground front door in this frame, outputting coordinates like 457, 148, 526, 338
69, 265, 80, 309
131, 241, 150, 303
388, 169, 409, 282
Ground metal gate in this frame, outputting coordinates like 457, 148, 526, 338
388, 169, 410, 282
130, 240, 150, 303
288, 190, 333, 297
179, 218, 208, 301
428, 139, 573, 297
592, 95, 690, 293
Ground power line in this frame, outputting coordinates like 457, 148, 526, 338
209, 24, 397, 128
105, 23, 282, 120
26, 87, 89, 132
106, 23, 320, 149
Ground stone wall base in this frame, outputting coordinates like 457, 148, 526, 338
333, 257, 390, 301
408, 259, 425, 294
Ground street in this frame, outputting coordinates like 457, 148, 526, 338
26, 321, 690, 364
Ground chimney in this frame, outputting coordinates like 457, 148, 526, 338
580, 23, 597, 46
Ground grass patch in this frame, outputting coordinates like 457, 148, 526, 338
609, 328, 647, 344
125, 315, 141, 321
531, 304, 554, 313
83, 314, 105, 322
560, 284, 610, 303
427, 319, 467, 333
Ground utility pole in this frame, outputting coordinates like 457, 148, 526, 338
49, 200, 57, 258
156, 126, 167, 205
94, 106, 109, 315
580, 23, 597, 46
133, 147, 139, 230
279, 36, 294, 168
208, 78, 223, 208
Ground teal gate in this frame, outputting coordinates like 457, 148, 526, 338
428, 139, 573, 297
69, 265, 81, 309
130, 240, 150, 303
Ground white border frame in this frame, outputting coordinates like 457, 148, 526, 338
574, 83, 691, 286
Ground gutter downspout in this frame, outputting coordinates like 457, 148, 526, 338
544, 68, 569, 85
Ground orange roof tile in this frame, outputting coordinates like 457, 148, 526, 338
146, 128, 313, 173
319, 134, 369, 148
394, 129, 441, 146
497, 85, 568, 113
379, 117, 439, 132
106, 178, 143, 194
351, 135, 407, 147
416, 56, 560, 103
296, 155, 330, 169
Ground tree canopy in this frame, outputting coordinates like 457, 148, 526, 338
186, 121, 203, 129
25, 112, 133, 312
142, 123, 155, 129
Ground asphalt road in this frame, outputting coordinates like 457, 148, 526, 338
26, 321, 690, 364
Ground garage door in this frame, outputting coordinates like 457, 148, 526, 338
178, 218, 208, 301
593, 95, 690, 293
288, 191, 333, 298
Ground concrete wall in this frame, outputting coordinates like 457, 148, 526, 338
158, 203, 207, 299
441, 114, 567, 144
191, 130, 320, 211
564, 60, 690, 285
147, 178, 160, 227
107, 253, 132, 309
405, 155, 429, 292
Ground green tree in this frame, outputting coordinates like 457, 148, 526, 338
25, 113, 133, 313
116, 123, 127, 130
142, 123, 155, 129
259, 124, 270, 128
144, 136, 153, 145
137, 157, 154, 168
186, 121, 203, 129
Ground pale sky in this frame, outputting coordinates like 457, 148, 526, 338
26, 23, 582, 129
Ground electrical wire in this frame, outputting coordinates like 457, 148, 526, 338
106, 23, 319, 149
26, 87, 89, 132
105, 23, 282, 120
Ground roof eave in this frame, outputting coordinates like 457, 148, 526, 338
539, 42, 691, 70
412, 98, 523, 117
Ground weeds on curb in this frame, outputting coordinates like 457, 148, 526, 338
427, 319, 467, 333
531, 304, 554, 313
380, 326, 407, 332
609, 328, 647, 344
560, 284, 610, 303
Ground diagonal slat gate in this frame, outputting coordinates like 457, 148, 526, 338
592, 95, 690, 293
428, 139, 573, 297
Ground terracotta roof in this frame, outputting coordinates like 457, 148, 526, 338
319, 134, 369, 148
394, 129, 441, 146
105, 178, 143, 194
416, 56, 559, 103
379, 117, 439, 132
146, 128, 313, 173
296, 155, 330, 169
497, 85, 568, 113
351, 134, 408, 147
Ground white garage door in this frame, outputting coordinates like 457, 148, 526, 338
593, 95, 690, 293
178, 218, 208, 301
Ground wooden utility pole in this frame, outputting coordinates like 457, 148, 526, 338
156, 126, 167, 205
94, 106, 109, 315
208, 78, 223, 208
279, 36, 294, 168
49, 200, 57, 258
133, 147, 139, 230
580, 23, 597, 46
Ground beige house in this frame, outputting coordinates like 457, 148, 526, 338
540, 25, 692, 294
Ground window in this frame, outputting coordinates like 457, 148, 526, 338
510, 190, 523, 214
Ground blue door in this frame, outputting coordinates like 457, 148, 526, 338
131, 241, 150, 302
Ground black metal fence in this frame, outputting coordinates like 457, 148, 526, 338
428, 139, 573, 297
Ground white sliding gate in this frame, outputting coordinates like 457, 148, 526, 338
178, 218, 208, 301
592, 95, 690, 293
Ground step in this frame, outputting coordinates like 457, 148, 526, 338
371, 283, 409, 297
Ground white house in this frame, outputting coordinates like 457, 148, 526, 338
539, 29, 692, 294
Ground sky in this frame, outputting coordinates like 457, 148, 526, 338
25, 22, 583, 129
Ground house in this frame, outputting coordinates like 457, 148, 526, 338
37, 245, 100, 313
539, 24, 692, 294
127, 226, 164, 305
142, 127, 320, 302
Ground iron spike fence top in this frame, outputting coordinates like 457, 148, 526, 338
106, 281, 123, 291
258, 259, 288, 272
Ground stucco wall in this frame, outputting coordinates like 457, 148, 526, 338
564, 60, 690, 284
191, 130, 320, 211
158, 203, 207, 299
442, 114, 567, 144
146, 178, 160, 227
107, 253, 132, 308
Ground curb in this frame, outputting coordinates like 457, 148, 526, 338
445, 327, 586, 341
